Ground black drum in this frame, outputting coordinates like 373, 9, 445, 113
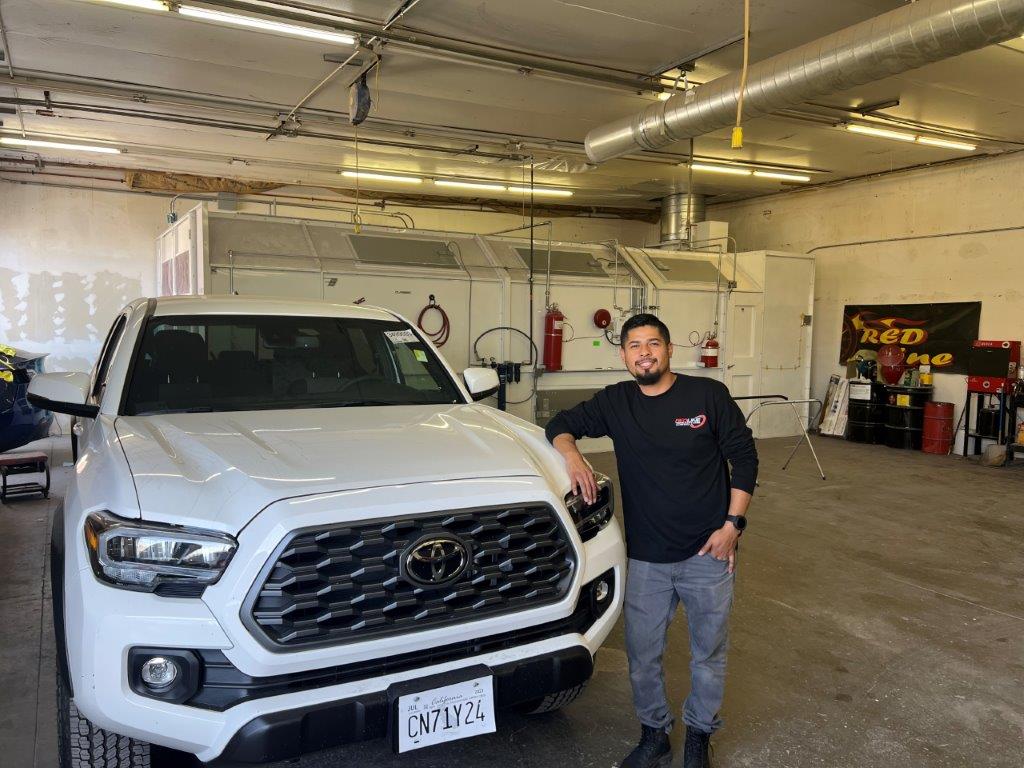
884, 385, 933, 450
978, 406, 1001, 439
847, 399, 886, 444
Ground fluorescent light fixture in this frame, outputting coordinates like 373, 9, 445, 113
433, 180, 507, 192
846, 123, 916, 142
916, 136, 976, 151
341, 171, 422, 183
0, 137, 121, 154
86, 0, 168, 10
690, 163, 752, 176
506, 186, 574, 197
178, 6, 355, 45
753, 170, 811, 182
657, 92, 672, 101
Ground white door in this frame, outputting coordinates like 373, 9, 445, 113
759, 255, 815, 438
725, 295, 763, 432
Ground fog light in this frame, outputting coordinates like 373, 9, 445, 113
594, 579, 611, 603
140, 656, 179, 689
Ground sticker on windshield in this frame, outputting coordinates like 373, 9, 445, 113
385, 329, 418, 344
413, 349, 428, 363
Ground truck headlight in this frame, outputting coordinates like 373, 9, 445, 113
84, 512, 237, 595
564, 474, 614, 542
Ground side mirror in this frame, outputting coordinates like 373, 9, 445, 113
27, 372, 99, 418
463, 367, 500, 402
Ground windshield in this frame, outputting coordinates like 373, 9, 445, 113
123, 314, 463, 416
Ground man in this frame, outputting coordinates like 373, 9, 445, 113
545, 314, 757, 768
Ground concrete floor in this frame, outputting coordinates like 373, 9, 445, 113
1, 436, 1022, 768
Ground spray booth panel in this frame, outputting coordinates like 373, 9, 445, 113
323, 275, 483, 372
156, 208, 814, 439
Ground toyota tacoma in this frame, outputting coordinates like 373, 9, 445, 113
28, 295, 624, 767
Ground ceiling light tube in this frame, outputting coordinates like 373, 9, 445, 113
506, 186, 573, 197
433, 180, 507, 192
752, 170, 811, 182
341, 171, 422, 183
690, 163, 752, 176
915, 136, 976, 151
0, 137, 121, 154
85, 0, 169, 10
178, 6, 356, 45
846, 124, 916, 142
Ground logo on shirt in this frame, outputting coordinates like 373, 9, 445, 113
674, 414, 707, 429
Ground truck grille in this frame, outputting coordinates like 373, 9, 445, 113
244, 504, 576, 650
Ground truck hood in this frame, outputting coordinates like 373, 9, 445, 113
114, 404, 550, 532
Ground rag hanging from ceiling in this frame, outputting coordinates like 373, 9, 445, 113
349, 74, 372, 127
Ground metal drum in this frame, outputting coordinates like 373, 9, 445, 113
846, 381, 886, 444
921, 401, 954, 455
884, 386, 933, 450
977, 406, 1001, 439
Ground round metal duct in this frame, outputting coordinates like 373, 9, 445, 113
586, 0, 1024, 162
660, 192, 707, 243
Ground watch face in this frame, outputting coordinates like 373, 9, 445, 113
730, 515, 747, 530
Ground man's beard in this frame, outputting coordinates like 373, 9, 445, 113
633, 365, 664, 385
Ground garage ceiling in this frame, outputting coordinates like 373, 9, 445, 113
1, 0, 1023, 212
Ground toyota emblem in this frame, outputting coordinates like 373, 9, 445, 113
403, 536, 470, 587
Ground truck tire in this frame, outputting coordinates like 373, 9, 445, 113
58, 668, 151, 768
518, 682, 588, 715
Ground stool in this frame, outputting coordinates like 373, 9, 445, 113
0, 451, 51, 502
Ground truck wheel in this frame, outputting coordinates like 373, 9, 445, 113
58, 667, 151, 768
518, 682, 588, 715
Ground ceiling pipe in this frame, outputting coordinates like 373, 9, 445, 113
196, 0, 662, 93
585, 0, 1024, 163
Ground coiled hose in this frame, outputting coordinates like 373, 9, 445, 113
417, 295, 451, 347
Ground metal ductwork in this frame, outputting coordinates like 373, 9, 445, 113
585, 0, 1024, 163
660, 192, 707, 243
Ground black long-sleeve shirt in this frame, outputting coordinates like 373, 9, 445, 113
545, 375, 758, 563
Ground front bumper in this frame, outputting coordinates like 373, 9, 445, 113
63, 478, 625, 762
213, 635, 595, 765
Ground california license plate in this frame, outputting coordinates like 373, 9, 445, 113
395, 675, 496, 753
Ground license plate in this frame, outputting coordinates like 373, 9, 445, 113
396, 675, 496, 753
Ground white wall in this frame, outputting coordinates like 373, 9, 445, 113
709, 152, 1024, 445
0, 180, 654, 375
0, 184, 166, 373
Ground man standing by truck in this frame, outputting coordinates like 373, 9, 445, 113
545, 313, 758, 768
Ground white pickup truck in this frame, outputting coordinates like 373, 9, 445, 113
29, 295, 624, 767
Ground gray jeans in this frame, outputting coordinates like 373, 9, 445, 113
624, 554, 735, 734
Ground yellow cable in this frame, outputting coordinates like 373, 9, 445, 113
732, 0, 750, 149
353, 126, 362, 233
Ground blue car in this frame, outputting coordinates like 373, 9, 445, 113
1, 345, 54, 454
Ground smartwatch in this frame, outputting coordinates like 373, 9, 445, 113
725, 514, 747, 534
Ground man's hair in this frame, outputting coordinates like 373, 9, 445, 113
620, 313, 671, 347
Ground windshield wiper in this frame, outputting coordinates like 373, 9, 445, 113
319, 399, 398, 408
134, 406, 216, 415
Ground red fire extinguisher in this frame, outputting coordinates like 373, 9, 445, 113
700, 335, 720, 368
543, 305, 565, 372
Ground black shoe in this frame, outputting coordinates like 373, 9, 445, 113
682, 727, 712, 768
620, 724, 671, 768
